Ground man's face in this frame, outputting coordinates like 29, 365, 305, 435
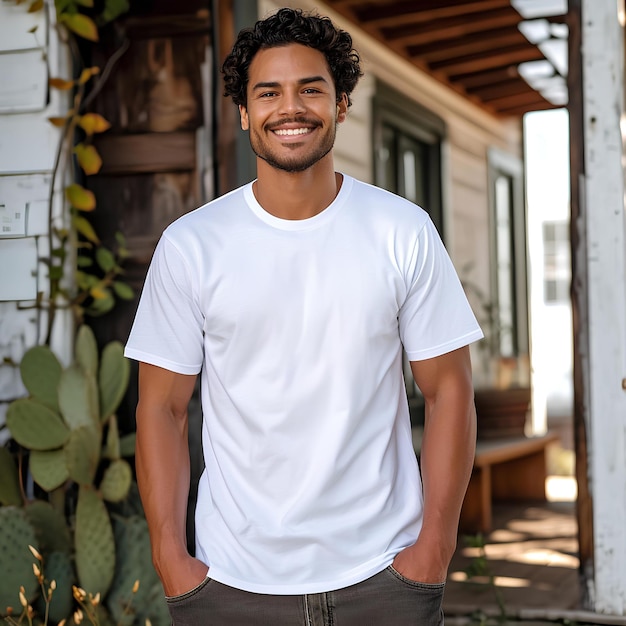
239, 43, 348, 173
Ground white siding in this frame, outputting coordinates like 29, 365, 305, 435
0, 1, 71, 443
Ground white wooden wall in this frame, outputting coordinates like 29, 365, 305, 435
0, 1, 71, 443
579, 0, 626, 615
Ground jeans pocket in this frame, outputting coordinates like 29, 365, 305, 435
165, 575, 213, 604
386, 565, 446, 592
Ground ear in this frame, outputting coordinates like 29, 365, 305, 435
239, 104, 249, 131
336, 93, 348, 124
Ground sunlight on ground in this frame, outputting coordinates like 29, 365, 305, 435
546, 475, 577, 502
508, 549, 579, 568
449, 572, 531, 588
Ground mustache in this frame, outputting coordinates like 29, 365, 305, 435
265, 118, 322, 131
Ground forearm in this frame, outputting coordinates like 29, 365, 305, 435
419, 389, 476, 551
135, 401, 192, 574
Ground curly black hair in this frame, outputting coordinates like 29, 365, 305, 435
221, 8, 363, 108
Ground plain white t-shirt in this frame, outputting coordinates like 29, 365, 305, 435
125, 174, 483, 594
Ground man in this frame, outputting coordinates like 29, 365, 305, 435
125, 7, 483, 625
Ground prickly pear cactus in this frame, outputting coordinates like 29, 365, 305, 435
64, 425, 101, 486
29, 448, 69, 491
75, 324, 99, 377
24, 500, 71, 554
33, 550, 74, 624
58, 365, 100, 430
19, 345, 62, 412
6, 399, 70, 451
0, 507, 39, 616
0, 447, 21, 506
99, 340, 130, 423
75, 485, 115, 597
108, 515, 170, 626
100, 459, 132, 503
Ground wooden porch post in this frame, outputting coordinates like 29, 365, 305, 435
570, 0, 626, 614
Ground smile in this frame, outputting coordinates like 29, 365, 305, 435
273, 128, 313, 136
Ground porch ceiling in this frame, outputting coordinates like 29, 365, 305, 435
324, 0, 568, 117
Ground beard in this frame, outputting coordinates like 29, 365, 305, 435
249, 117, 337, 173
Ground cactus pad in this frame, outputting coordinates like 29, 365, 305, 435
75, 486, 115, 597
75, 324, 99, 377
99, 341, 129, 422
64, 425, 101, 486
0, 447, 21, 506
29, 448, 69, 492
34, 550, 74, 624
0, 507, 39, 616
6, 399, 70, 450
24, 500, 71, 554
59, 365, 100, 430
19, 345, 62, 412
104, 414, 121, 460
100, 459, 132, 503
108, 516, 169, 626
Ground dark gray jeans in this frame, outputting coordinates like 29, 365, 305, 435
166, 565, 445, 625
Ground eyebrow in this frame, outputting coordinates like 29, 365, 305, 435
251, 76, 330, 91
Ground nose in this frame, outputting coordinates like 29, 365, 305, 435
279, 90, 306, 116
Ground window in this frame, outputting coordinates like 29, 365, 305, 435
373, 83, 444, 234
488, 149, 528, 359
543, 220, 570, 304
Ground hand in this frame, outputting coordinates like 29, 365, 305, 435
391, 534, 452, 584
159, 553, 209, 597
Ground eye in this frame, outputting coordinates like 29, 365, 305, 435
303, 88, 321, 94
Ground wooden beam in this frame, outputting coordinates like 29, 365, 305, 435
468, 77, 536, 101
96, 132, 196, 174
406, 27, 523, 62
575, 0, 626, 614
381, 8, 520, 47
348, 0, 511, 27
428, 44, 544, 75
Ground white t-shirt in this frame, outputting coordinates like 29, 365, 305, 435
125, 174, 483, 594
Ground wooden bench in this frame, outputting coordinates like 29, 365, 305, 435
459, 432, 560, 534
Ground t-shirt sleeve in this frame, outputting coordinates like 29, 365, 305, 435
399, 218, 483, 361
124, 234, 204, 374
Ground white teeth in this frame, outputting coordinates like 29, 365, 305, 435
274, 128, 311, 136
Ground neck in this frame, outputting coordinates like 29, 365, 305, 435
253, 156, 341, 220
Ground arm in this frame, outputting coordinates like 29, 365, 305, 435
135, 362, 208, 595
392, 345, 476, 583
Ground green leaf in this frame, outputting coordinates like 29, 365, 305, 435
87, 292, 115, 316
114, 231, 127, 247
59, 12, 99, 41
119, 433, 136, 458
73, 215, 100, 244
6, 399, 70, 451
112, 281, 134, 300
0, 448, 22, 506
96, 247, 116, 272
99, 0, 129, 24
77, 255, 93, 268
49, 265, 64, 280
